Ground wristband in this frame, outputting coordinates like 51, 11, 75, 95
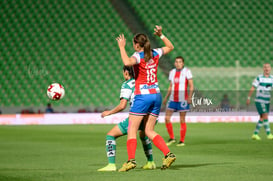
247, 97, 250, 100
160, 34, 165, 39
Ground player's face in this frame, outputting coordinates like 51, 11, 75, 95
174, 58, 184, 69
263, 64, 271, 75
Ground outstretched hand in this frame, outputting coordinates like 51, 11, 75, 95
246, 99, 250, 105
116, 34, 126, 48
154, 25, 162, 37
101, 110, 111, 118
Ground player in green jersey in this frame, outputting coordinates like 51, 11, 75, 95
97, 66, 156, 171
247, 63, 273, 140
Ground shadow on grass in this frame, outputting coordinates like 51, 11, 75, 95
128, 162, 234, 172
94, 162, 234, 172
168, 162, 233, 170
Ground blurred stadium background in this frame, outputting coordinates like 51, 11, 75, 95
0, 0, 272, 114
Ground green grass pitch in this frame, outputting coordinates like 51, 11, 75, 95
0, 123, 272, 181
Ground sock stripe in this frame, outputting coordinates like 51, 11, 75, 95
106, 135, 116, 164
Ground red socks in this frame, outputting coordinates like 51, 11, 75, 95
180, 123, 187, 142
127, 134, 174, 159
127, 139, 137, 160
166, 122, 175, 139
166, 122, 187, 142
152, 135, 170, 156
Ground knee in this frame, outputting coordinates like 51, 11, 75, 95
144, 128, 153, 138
180, 118, 185, 123
262, 114, 268, 120
180, 115, 186, 123
144, 127, 150, 135
165, 117, 171, 124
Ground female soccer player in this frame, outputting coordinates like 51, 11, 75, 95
163, 56, 194, 146
97, 66, 156, 171
246, 63, 273, 140
116, 25, 176, 171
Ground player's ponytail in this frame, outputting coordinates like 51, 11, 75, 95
134, 33, 152, 62
144, 40, 151, 62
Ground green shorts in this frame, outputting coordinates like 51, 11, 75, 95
118, 117, 158, 135
255, 102, 270, 115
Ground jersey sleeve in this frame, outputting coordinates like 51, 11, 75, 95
186, 69, 193, 80
120, 83, 133, 100
252, 76, 259, 88
131, 52, 140, 64
154, 48, 163, 58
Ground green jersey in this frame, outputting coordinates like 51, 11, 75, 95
252, 74, 273, 104
120, 78, 135, 105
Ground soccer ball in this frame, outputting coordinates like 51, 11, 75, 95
47, 83, 65, 100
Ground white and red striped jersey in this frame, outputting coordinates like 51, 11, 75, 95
168, 67, 192, 102
131, 48, 163, 95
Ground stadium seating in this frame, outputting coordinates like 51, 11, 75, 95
128, 0, 271, 67
128, 0, 272, 106
0, 0, 271, 110
0, 0, 172, 109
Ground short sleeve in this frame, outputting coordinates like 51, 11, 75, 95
186, 69, 193, 80
154, 48, 163, 58
131, 52, 140, 64
252, 77, 259, 87
120, 82, 133, 100
120, 88, 132, 100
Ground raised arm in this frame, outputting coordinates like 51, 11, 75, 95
116, 34, 137, 66
154, 25, 174, 55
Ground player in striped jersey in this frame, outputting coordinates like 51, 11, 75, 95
97, 66, 156, 171
116, 25, 176, 171
247, 63, 273, 140
163, 56, 194, 146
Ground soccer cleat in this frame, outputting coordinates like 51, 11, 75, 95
161, 152, 176, 170
118, 159, 137, 172
97, 163, 117, 172
176, 141, 185, 147
251, 134, 261, 140
142, 161, 156, 170
166, 139, 176, 146
267, 134, 273, 140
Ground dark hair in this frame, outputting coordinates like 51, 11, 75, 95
123, 66, 135, 78
134, 33, 151, 62
175, 56, 184, 63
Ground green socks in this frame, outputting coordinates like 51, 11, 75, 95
106, 135, 116, 164
263, 119, 271, 135
141, 136, 153, 162
254, 119, 272, 135
254, 120, 263, 135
